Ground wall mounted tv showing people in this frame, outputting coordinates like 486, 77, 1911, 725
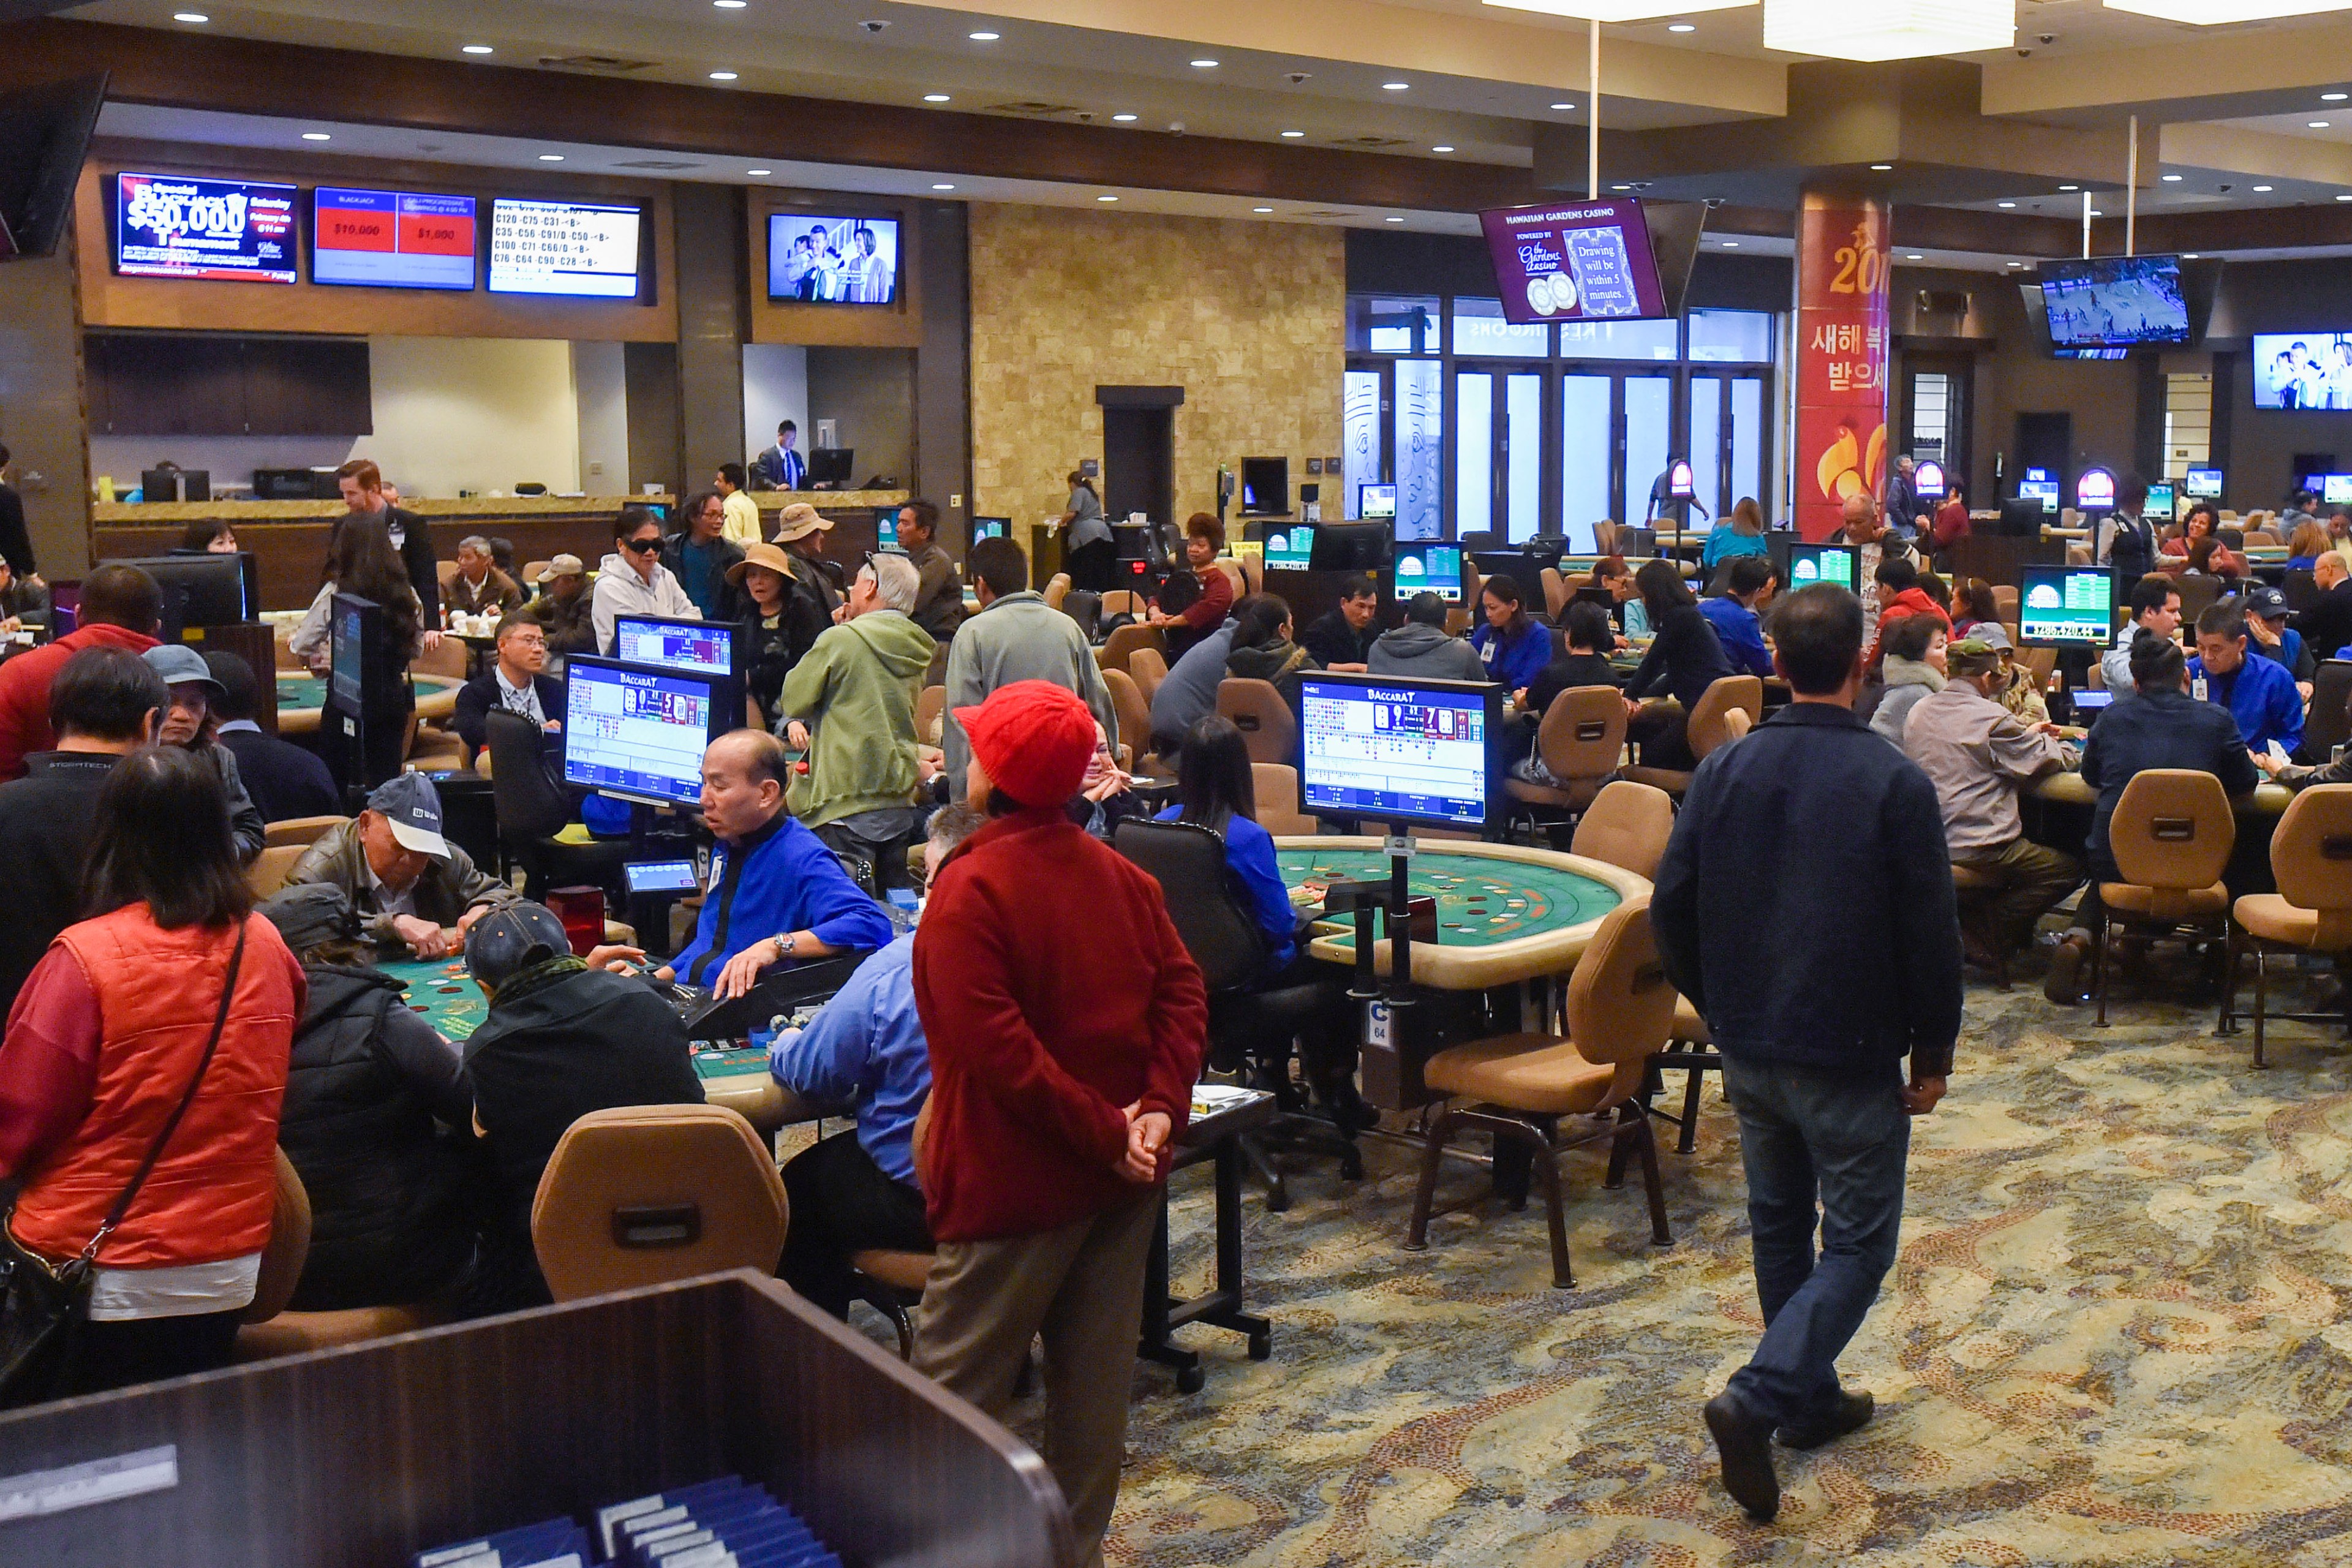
2253, 333, 2352, 410
312, 187, 478, 290
2039, 255, 2192, 350
766, 214, 899, 304
114, 171, 297, 283
1479, 197, 1670, 326
488, 198, 643, 298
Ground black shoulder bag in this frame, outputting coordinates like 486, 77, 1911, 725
0, 922, 249, 1409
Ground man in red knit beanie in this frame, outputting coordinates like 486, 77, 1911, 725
910, 680, 1207, 1568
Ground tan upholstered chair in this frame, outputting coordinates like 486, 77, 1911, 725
263, 814, 348, 849
1569, 780, 1675, 882
1095, 622, 1165, 679
235, 1150, 443, 1362
1238, 555, 1264, 597
530, 1105, 789, 1302
1101, 668, 1170, 778
1621, 674, 1763, 797
1646, 995, 1719, 1155
410, 637, 469, 680
1099, 589, 1147, 619
1042, 572, 1072, 611
1212, 559, 1246, 600
2174, 574, 2225, 626
1719, 708, 1752, 744
1540, 567, 1570, 620
1251, 762, 1317, 835
1216, 677, 1298, 766
848, 1099, 937, 1358
2094, 769, 2235, 1025
2227, 785, 2352, 1066
2244, 530, 2280, 548
435, 559, 462, 593
2065, 543, 2093, 567
1991, 584, 2020, 622
244, 843, 306, 900
915, 684, 946, 747
1404, 898, 1676, 1287
521, 560, 552, 589
1504, 686, 1626, 823
1129, 646, 1170, 704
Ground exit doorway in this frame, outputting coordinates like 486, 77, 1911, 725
1098, 386, 1181, 529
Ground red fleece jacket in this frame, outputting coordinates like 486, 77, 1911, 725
1866, 588, 1951, 671
0, 623, 159, 781
911, 807, 1208, 1244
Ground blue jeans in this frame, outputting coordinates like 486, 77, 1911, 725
1721, 1054, 1912, 1427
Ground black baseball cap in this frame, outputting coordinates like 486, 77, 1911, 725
2243, 586, 2290, 620
257, 884, 358, 952
464, 902, 574, 990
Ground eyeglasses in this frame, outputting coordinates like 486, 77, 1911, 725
622, 535, 663, 554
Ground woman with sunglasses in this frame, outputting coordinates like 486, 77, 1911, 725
591, 503, 701, 657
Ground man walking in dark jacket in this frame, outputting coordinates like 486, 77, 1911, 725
1653, 582, 1962, 1523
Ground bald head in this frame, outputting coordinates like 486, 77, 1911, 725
1842, 491, 1880, 536
698, 728, 790, 841
2319, 552, 2348, 590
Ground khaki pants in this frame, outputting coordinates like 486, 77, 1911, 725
912, 1190, 1160, 1568
1958, 837, 2082, 952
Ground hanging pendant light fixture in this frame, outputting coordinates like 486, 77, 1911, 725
1482, 0, 1752, 19
1762, 0, 2012, 61
2104, 0, 2352, 20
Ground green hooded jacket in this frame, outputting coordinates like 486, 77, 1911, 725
778, 608, 937, 827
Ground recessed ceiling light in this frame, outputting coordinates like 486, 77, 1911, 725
968, 30, 999, 40
461, 44, 494, 55
1906, 253, 1924, 260
923, 93, 951, 102
1382, 81, 1410, 90
1098, 194, 1119, 202
2184, 253, 2201, 259
933, 183, 955, 190
1112, 113, 1137, 121
2255, 184, 2275, 192
1431, 145, 1454, 153
1869, 163, 1893, 171
301, 132, 332, 141
1997, 200, 2016, 208
2328, 92, 2350, 102
1385, 216, 1405, 222
1720, 240, 1739, 247
1611, 184, 1631, 191
538, 153, 565, 162
2313, 121, 2334, 129
2089, 209, 2103, 217
2162, 173, 2183, 181
2059, 184, 2078, 192
1551, 102, 1575, 110
1667, 22, 1695, 31
1190, 58, 1219, 68
715, 1, 747, 7
2337, 193, 2352, 202
2007, 262, 2022, 269
1253, 206, 1273, 213
1280, 129, 1305, 138
748, 168, 771, 175
172, 10, 206, 20
709, 70, 739, 80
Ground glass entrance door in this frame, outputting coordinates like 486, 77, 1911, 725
1687, 371, 1770, 519
1456, 367, 1548, 542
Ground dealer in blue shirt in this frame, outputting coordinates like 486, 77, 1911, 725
2187, 601, 2304, 760
1697, 555, 1776, 680
624, 729, 894, 1000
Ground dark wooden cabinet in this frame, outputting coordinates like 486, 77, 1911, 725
85, 332, 372, 435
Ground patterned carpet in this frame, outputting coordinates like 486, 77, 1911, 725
1082, 972, 2352, 1567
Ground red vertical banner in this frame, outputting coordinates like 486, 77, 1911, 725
1795, 192, 1892, 542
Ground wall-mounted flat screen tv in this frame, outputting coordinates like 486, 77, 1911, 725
2253, 333, 2352, 410
1479, 198, 1668, 326
766, 214, 899, 304
114, 171, 297, 283
2039, 255, 2191, 350
312, 187, 477, 290
488, 198, 643, 298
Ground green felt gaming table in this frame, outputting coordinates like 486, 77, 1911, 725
274, 670, 464, 736
1275, 837, 1648, 992
376, 956, 804, 1132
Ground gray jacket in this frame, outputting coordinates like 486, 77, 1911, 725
203, 742, 267, 864
287, 819, 519, 948
1869, 655, 1947, 749
1369, 624, 1488, 683
941, 590, 1118, 798
1150, 620, 1235, 748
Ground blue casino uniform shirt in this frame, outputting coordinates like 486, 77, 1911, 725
1469, 620, 1553, 693
2188, 648, 2304, 757
1697, 595, 1773, 679
1154, 805, 1296, 969
768, 933, 927, 1185
672, 813, 895, 987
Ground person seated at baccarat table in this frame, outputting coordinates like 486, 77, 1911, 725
452, 612, 565, 760
286, 771, 519, 959
1298, 575, 1381, 671
442, 534, 523, 622
2188, 601, 2304, 759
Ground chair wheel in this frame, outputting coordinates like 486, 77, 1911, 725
1248, 1330, 1272, 1361
1176, 1365, 1205, 1394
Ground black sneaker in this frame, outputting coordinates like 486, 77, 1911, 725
1703, 1392, 1781, 1522
1776, 1388, 1874, 1450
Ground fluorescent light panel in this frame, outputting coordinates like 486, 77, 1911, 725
2104, 0, 2352, 20
1482, 0, 1751, 17
1763, 0, 2010, 59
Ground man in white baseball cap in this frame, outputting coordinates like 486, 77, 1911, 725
286, 771, 519, 957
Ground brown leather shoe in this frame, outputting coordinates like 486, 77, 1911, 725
2043, 932, 2090, 1006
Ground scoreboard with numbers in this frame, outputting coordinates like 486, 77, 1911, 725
488, 198, 643, 298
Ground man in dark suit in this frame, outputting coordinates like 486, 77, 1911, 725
453, 612, 565, 761
2296, 551, 2352, 665
755, 420, 805, 491
336, 458, 440, 631
204, 651, 340, 823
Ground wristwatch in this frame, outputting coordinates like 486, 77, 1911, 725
772, 932, 798, 962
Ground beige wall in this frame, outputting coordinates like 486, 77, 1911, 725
0, 243, 93, 576
352, 337, 581, 500
968, 203, 1344, 532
